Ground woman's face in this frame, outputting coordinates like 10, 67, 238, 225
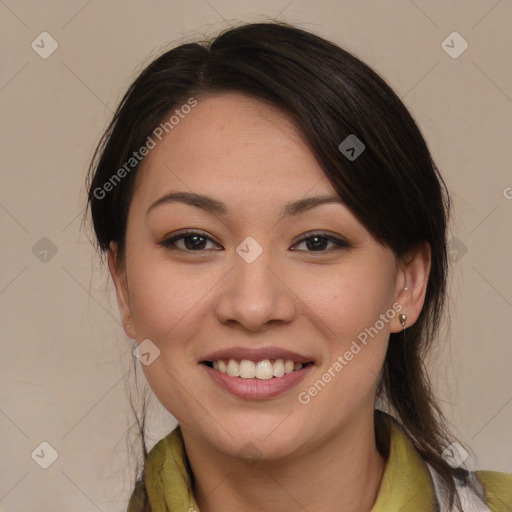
110, 92, 408, 460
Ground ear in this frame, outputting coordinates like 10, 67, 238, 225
108, 241, 135, 339
390, 241, 431, 333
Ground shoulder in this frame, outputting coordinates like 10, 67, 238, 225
476, 469, 512, 510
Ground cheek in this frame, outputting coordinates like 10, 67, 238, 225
298, 257, 395, 403
299, 258, 396, 344
296, 271, 393, 420
125, 250, 212, 346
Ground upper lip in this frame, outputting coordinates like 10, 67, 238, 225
201, 346, 314, 364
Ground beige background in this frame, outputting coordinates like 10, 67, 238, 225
1, 1, 511, 510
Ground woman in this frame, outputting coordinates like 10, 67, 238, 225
85, 22, 512, 512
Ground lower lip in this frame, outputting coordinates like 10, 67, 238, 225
202, 364, 313, 400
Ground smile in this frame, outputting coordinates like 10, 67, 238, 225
202, 358, 314, 379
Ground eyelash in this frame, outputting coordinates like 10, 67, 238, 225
158, 230, 350, 253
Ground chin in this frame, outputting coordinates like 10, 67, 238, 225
203, 419, 307, 462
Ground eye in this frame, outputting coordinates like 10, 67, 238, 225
291, 232, 350, 252
158, 230, 222, 251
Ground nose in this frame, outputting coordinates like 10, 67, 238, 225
215, 243, 296, 332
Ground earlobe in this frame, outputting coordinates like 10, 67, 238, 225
108, 241, 134, 338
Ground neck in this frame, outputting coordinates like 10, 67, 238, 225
182, 411, 387, 512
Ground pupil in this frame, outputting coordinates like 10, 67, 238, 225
307, 236, 327, 251
185, 235, 206, 250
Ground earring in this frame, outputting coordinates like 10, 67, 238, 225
126, 323, 131, 329
399, 314, 407, 328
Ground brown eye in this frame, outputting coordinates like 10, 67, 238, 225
159, 231, 222, 251
292, 232, 350, 252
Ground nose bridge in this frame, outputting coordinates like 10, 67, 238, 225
235, 240, 276, 295
215, 236, 296, 330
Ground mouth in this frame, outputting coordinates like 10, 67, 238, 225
201, 358, 315, 380
201, 357, 315, 400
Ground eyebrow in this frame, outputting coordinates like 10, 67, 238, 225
145, 191, 344, 219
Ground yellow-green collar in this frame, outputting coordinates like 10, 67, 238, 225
371, 417, 437, 510
143, 424, 198, 512
128, 412, 511, 511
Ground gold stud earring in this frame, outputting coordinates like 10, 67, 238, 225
399, 314, 407, 328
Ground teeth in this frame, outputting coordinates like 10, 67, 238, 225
210, 358, 306, 379
255, 360, 273, 380
273, 359, 285, 377
227, 359, 240, 377
239, 360, 256, 378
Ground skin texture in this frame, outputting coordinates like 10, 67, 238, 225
108, 92, 431, 512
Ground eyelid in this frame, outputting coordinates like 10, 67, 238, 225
293, 230, 350, 245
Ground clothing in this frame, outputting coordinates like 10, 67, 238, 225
127, 412, 512, 511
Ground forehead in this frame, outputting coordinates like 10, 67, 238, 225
132, 92, 335, 209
